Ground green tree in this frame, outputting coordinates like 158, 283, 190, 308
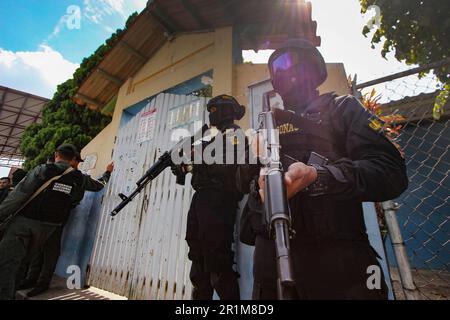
360, 0, 450, 118
20, 13, 139, 170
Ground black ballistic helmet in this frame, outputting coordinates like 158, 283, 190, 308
207, 94, 245, 121
268, 39, 328, 91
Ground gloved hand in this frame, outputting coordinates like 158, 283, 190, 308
171, 164, 183, 176
171, 165, 187, 185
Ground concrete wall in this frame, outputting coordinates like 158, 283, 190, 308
233, 64, 270, 130
80, 123, 114, 177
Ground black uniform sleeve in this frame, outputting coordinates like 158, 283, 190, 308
317, 95, 408, 202
83, 171, 111, 192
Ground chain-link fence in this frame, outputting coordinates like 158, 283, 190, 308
352, 60, 450, 300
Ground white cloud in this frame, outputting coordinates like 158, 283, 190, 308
48, 15, 67, 40
84, 0, 126, 24
0, 45, 79, 98
82, 0, 146, 33
44, 0, 147, 40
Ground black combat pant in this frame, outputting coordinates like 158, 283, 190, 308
252, 236, 388, 300
186, 189, 240, 300
0, 216, 59, 299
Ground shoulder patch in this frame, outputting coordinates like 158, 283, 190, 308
368, 115, 385, 133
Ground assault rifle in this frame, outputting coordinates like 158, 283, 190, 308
258, 91, 297, 300
110, 124, 209, 217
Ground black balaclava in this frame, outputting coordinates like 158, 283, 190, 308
209, 105, 235, 131
207, 95, 245, 131
268, 39, 328, 112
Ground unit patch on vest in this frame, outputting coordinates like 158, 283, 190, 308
277, 123, 300, 135
53, 183, 72, 195
368, 115, 385, 133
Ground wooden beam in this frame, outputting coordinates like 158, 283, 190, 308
146, 7, 174, 39
151, 2, 180, 33
180, 0, 209, 29
75, 94, 102, 109
97, 69, 123, 86
216, 0, 237, 18
119, 41, 147, 64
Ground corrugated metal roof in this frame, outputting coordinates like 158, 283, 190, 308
381, 91, 450, 123
0, 86, 48, 165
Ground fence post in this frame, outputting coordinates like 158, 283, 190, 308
382, 200, 422, 300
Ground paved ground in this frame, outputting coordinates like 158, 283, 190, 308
16, 276, 127, 300
390, 268, 450, 300
15, 269, 449, 300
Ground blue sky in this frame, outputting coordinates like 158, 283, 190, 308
0, 0, 147, 98
0, 0, 147, 62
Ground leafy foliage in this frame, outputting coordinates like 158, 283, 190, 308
20, 13, 139, 170
360, 0, 449, 82
433, 84, 450, 120
360, 0, 450, 118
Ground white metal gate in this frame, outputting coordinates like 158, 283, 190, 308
88, 93, 208, 300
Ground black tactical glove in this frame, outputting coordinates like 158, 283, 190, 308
171, 164, 191, 185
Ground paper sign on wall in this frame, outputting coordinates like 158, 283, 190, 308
137, 108, 157, 144
78, 153, 98, 175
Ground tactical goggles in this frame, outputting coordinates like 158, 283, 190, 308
270, 51, 301, 74
269, 49, 320, 77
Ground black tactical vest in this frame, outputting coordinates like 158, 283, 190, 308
273, 93, 369, 242
191, 124, 243, 201
21, 164, 84, 224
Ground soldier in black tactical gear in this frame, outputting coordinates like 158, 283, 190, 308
237, 39, 408, 300
172, 94, 246, 300
0, 144, 108, 299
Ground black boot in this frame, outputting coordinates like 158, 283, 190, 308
17, 279, 37, 290
190, 260, 214, 300
211, 270, 240, 300
27, 284, 50, 297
